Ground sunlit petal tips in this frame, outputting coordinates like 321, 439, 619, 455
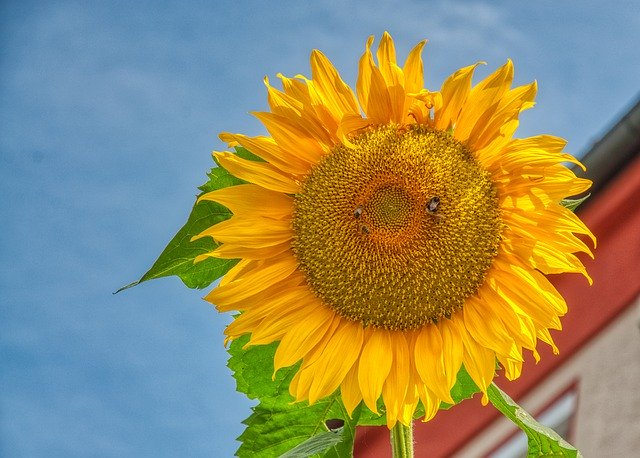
196, 32, 594, 428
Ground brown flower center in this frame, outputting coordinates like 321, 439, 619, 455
292, 125, 503, 330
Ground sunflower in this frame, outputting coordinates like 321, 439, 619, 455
193, 32, 594, 428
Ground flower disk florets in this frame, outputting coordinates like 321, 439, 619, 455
293, 125, 503, 330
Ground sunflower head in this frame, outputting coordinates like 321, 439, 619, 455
194, 32, 594, 428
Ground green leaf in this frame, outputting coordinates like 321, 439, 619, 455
116, 166, 242, 292
233, 145, 265, 162
488, 383, 581, 458
117, 146, 262, 293
442, 364, 480, 408
279, 430, 345, 458
228, 335, 360, 457
560, 194, 590, 212
355, 400, 386, 426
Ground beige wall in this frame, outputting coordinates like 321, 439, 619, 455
454, 294, 640, 457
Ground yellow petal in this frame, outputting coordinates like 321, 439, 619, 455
468, 81, 537, 150
382, 332, 410, 428
434, 62, 483, 130
195, 241, 290, 261
191, 216, 291, 248
376, 32, 405, 122
248, 289, 320, 346
307, 319, 364, 403
497, 352, 523, 381
358, 329, 392, 413
489, 264, 563, 329
505, 237, 592, 282
464, 295, 522, 361
357, 36, 392, 124
274, 302, 335, 371
198, 184, 294, 219
219, 132, 311, 176
454, 60, 514, 143
461, 329, 497, 404
537, 327, 560, 354
403, 39, 427, 95
215, 151, 299, 194
290, 317, 341, 400
340, 363, 363, 416
309, 49, 359, 123
205, 253, 299, 307
264, 77, 335, 147
437, 317, 465, 390
416, 384, 440, 423
252, 111, 329, 163
494, 258, 569, 316
414, 325, 455, 404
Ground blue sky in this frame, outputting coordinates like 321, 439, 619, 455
1, 1, 638, 456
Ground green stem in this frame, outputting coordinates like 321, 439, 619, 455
390, 421, 414, 458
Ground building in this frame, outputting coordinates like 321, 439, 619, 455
355, 97, 640, 457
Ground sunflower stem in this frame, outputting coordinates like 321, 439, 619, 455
390, 421, 414, 458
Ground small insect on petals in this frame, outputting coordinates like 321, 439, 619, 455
361, 224, 370, 234
354, 206, 363, 218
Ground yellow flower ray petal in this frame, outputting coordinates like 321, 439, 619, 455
214, 271, 305, 313
309, 49, 360, 123
225, 295, 307, 345
437, 317, 465, 391
357, 36, 393, 124
219, 132, 311, 176
218, 258, 254, 287
476, 279, 539, 353
289, 316, 342, 400
454, 59, 514, 143
219, 276, 306, 321
504, 222, 593, 259
414, 325, 455, 404
416, 384, 441, 423
191, 216, 291, 249
502, 203, 596, 248
305, 319, 364, 404
494, 258, 570, 316
264, 77, 336, 148
434, 62, 483, 130
376, 31, 405, 122
497, 352, 523, 381
252, 111, 329, 163
198, 183, 294, 220
402, 39, 427, 95
461, 330, 497, 405
487, 266, 563, 329
537, 327, 560, 355
399, 368, 420, 426
195, 241, 291, 262
273, 301, 335, 371
358, 329, 392, 414
505, 238, 592, 282
205, 254, 299, 307
469, 80, 537, 150
340, 362, 363, 416
382, 332, 410, 428
215, 151, 299, 193
463, 295, 522, 361
247, 292, 321, 347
